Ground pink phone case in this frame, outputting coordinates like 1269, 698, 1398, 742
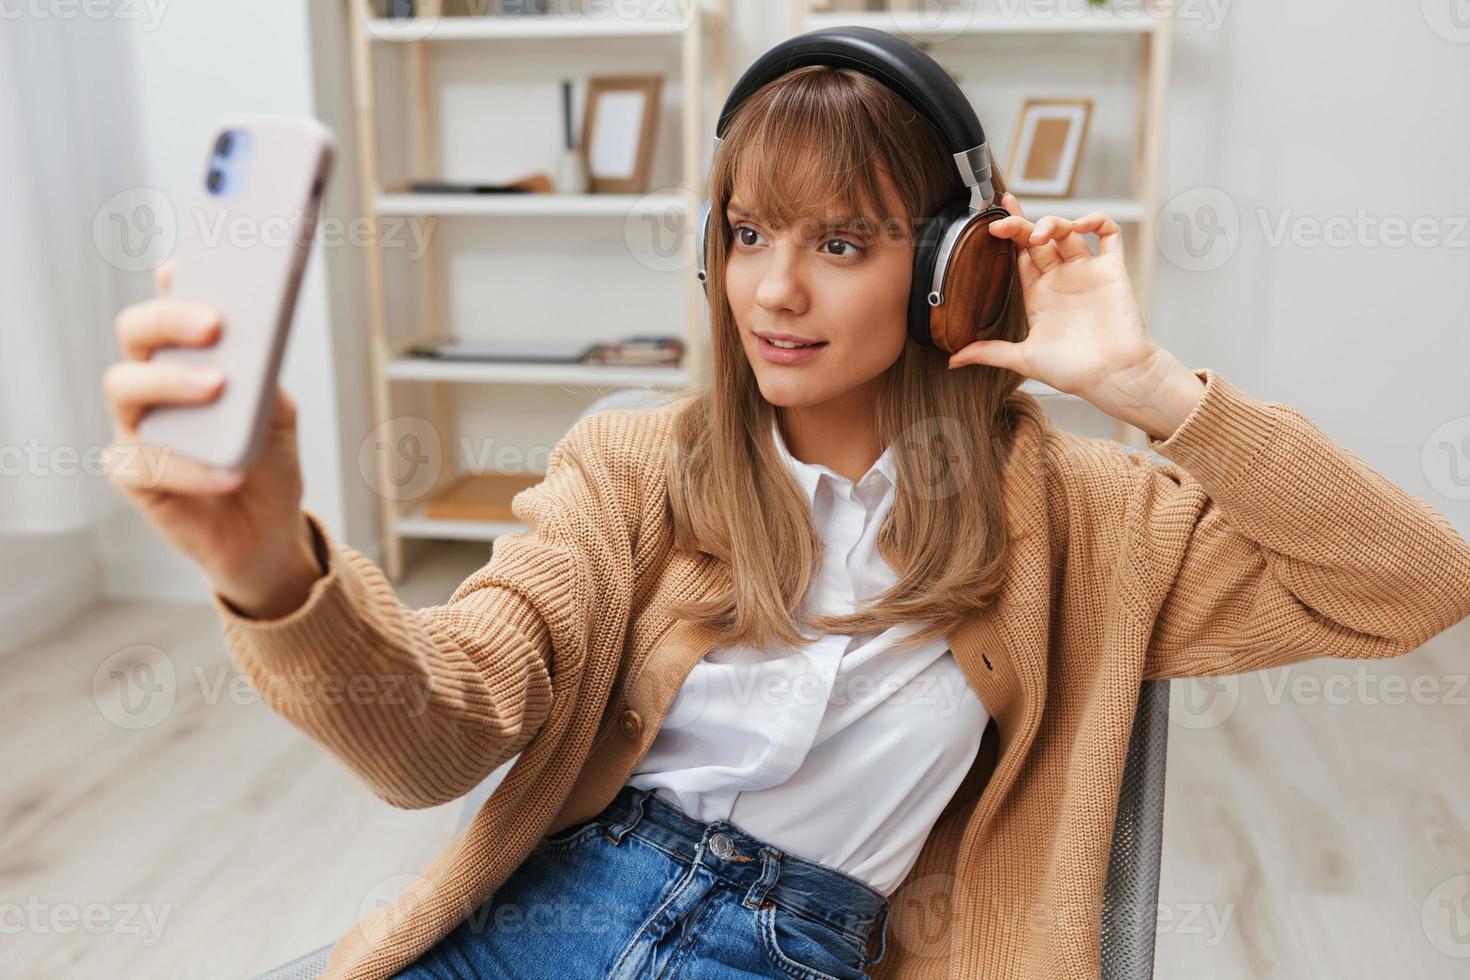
137, 114, 336, 471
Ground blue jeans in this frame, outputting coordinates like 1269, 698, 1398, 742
392, 784, 892, 979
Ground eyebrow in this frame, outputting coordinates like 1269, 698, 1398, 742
725, 202, 870, 232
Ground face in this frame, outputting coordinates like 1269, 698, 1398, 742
723, 171, 914, 412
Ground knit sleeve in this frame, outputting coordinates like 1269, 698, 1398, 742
1104, 368, 1470, 679
207, 410, 648, 809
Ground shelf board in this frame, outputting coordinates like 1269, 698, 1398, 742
397, 509, 526, 542
1020, 378, 1077, 399
387, 357, 691, 388
804, 9, 1164, 36
376, 191, 690, 217
362, 10, 719, 42
1014, 197, 1146, 223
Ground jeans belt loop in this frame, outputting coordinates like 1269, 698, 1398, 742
865, 899, 892, 966
741, 845, 781, 910
604, 787, 651, 845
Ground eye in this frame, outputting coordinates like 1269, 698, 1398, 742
823, 237, 864, 258
732, 224, 764, 248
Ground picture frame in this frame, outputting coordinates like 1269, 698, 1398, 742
581, 74, 663, 194
1006, 98, 1093, 198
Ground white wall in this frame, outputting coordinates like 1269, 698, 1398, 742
10, 0, 1463, 628
93, 1, 359, 601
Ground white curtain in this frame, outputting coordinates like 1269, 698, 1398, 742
0, 18, 137, 535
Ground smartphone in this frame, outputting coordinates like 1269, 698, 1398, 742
137, 114, 336, 472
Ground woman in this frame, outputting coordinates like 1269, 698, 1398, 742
102, 54, 1470, 980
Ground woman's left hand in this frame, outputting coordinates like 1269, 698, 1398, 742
948, 192, 1204, 441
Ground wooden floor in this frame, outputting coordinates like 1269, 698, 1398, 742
3, 540, 1468, 978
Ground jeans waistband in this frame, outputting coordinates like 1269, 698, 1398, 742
593, 785, 892, 966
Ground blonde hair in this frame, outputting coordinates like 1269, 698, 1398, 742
664, 64, 1040, 654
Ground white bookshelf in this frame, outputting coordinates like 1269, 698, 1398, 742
802, 9, 1166, 36
347, 0, 731, 576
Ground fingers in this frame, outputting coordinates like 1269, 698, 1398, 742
114, 297, 222, 361
102, 360, 226, 432
155, 258, 178, 296
1070, 210, 1125, 255
987, 212, 1064, 275
989, 202, 1128, 271
1030, 216, 1093, 261
103, 438, 245, 497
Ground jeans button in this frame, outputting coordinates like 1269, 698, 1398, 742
709, 832, 734, 859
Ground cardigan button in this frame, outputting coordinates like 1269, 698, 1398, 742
619, 708, 643, 738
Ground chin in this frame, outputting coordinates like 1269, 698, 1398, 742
753, 371, 827, 408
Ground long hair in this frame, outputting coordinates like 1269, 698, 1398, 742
663, 64, 1038, 654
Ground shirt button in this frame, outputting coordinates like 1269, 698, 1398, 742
619, 708, 643, 738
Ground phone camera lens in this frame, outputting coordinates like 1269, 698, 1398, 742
207, 169, 223, 192
215, 132, 233, 157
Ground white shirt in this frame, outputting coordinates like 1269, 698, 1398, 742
627, 418, 990, 897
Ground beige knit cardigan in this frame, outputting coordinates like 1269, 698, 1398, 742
211, 368, 1470, 979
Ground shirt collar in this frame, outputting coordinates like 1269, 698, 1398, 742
769, 416, 898, 506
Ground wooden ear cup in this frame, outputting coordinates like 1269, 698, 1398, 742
907, 200, 1018, 354
926, 208, 1017, 354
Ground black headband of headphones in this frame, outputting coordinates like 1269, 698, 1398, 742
710, 25, 997, 207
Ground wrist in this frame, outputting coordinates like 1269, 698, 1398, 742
1085, 345, 1205, 442
214, 512, 324, 620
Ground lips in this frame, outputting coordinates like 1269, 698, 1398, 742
755, 334, 828, 365
756, 331, 825, 347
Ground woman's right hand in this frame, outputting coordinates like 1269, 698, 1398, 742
103, 259, 323, 619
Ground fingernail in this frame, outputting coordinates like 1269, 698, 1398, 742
208, 466, 241, 485
190, 308, 220, 333
192, 368, 224, 391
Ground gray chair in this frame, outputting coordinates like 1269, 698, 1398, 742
253, 389, 1171, 980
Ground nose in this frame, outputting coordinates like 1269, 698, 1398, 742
753, 242, 808, 316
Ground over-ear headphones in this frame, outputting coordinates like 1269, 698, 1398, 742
694, 25, 1017, 354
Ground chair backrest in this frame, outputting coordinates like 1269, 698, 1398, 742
1102, 677, 1172, 979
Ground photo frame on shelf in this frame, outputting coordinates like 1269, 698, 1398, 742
581, 74, 663, 194
1006, 98, 1093, 198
